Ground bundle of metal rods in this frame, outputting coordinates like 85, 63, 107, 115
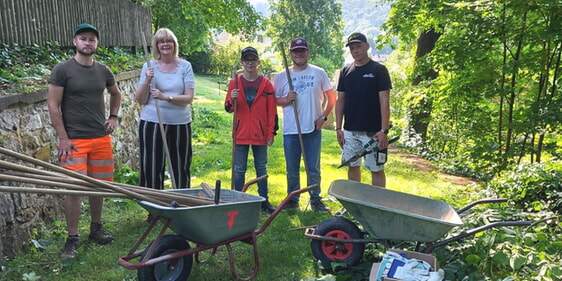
0, 147, 215, 207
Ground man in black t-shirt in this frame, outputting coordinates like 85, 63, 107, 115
335, 32, 392, 187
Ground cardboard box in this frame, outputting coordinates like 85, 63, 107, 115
369, 249, 438, 281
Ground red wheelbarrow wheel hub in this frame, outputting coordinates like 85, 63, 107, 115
321, 230, 354, 260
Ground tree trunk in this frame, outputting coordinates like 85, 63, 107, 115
408, 27, 441, 141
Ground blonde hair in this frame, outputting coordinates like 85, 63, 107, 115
151, 28, 179, 59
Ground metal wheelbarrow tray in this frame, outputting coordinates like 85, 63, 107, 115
139, 188, 264, 245
305, 180, 531, 266
329, 179, 463, 242
119, 182, 317, 281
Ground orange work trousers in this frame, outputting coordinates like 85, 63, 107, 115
60, 135, 114, 181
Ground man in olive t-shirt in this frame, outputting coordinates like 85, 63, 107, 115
47, 23, 122, 259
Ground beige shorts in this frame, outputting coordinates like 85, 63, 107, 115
341, 130, 385, 172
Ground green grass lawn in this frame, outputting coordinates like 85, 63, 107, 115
0, 73, 471, 281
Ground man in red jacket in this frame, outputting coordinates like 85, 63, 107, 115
225, 47, 277, 214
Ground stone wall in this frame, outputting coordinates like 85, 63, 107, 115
0, 70, 142, 264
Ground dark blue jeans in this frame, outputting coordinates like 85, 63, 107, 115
283, 129, 322, 204
233, 144, 269, 199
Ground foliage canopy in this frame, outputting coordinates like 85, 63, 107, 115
266, 0, 345, 76
382, 0, 562, 178
140, 0, 263, 54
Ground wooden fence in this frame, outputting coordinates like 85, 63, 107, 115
0, 0, 152, 47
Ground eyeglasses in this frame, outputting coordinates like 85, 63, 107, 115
157, 39, 174, 45
243, 58, 258, 63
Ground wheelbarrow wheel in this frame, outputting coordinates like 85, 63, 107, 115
138, 234, 193, 281
310, 217, 365, 267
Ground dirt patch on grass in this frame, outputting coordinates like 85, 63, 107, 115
389, 147, 479, 186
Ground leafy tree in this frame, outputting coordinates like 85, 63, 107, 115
382, 0, 562, 177
266, 0, 345, 76
139, 0, 262, 55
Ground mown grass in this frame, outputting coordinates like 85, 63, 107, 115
0, 73, 469, 281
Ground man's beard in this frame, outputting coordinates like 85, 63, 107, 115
76, 47, 96, 56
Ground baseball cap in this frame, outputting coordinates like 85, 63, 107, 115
345, 32, 367, 46
290, 37, 309, 50
241, 47, 259, 60
74, 23, 99, 38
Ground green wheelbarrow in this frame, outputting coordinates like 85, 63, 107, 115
118, 178, 318, 281
304, 179, 531, 266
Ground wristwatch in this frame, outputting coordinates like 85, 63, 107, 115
167, 96, 174, 102
380, 128, 389, 134
320, 116, 327, 121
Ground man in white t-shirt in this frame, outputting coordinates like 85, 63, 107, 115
274, 37, 336, 212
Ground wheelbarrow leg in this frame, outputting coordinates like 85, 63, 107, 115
195, 245, 219, 264
226, 232, 260, 281
142, 218, 173, 262
124, 215, 167, 258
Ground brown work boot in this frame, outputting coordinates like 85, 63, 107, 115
88, 222, 114, 245
61, 235, 80, 259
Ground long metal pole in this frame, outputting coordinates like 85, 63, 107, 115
279, 42, 310, 177
141, 32, 177, 189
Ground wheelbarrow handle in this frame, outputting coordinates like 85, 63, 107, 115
241, 175, 268, 193
214, 180, 221, 205
424, 220, 531, 253
278, 184, 318, 208
456, 198, 508, 214
254, 184, 319, 236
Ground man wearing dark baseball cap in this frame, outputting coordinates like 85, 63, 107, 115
274, 37, 336, 212
345, 32, 368, 47
48, 21, 121, 259
74, 23, 99, 38
336, 31, 393, 188
240, 46, 259, 60
290, 37, 309, 50
225, 46, 278, 214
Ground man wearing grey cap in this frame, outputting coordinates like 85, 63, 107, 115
335, 32, 392, 187
47, 23, 121, 259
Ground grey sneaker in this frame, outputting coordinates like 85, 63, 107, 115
61, 236, 79, 259
88, 222, 114, 245
311, 200, 330, 212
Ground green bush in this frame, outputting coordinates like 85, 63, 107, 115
0, 42, 145, 93
488, 162, 562, 214
114, 164, 139, 186
186, 50, 213, 73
